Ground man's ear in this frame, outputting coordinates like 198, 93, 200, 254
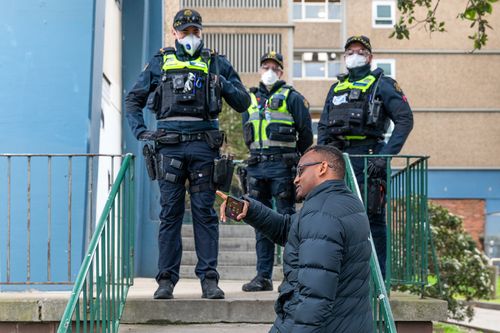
318, 161, 329, 178
171, 27, 178, 39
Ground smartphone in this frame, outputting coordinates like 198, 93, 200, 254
225, 196, 245, 220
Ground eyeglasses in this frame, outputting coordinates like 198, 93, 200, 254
344, 49, 371, 56
261, 65, 282, 73
296, 161, 323, 178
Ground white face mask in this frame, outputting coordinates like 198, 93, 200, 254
345, 54, 368, 69
261, 69, 279, 86
177, 34, 201, 56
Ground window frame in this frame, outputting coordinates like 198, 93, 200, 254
293, 0, 342, 22
372, 0, 395, 28
372, 58, 396, 79
293, 56, 341, 80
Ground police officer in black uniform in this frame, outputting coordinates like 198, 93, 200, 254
317, 36, 413, 277
241, 52, 313, 291
125, 9, 251, 299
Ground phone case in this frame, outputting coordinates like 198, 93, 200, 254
225, 196, 244, 220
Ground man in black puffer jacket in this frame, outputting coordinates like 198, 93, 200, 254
218, 145, 373, 332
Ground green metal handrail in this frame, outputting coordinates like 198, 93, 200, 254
344, 153, 397, 332
57, 153, 135, 333
348, 154, 432, 294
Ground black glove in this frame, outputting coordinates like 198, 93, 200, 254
366, 157, 386, 178
138, 130, 157, 141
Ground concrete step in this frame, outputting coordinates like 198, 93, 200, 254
182, 237, 256, 252
181, 224, 256, 238
181, 251, 258, 266
179, 265, 283, 281
119, 323, 272, 333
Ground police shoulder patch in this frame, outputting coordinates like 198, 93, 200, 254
303, 98, 310, 109
394, 82, 403, 93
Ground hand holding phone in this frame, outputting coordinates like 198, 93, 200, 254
225, 196, 245, 220
216, 191, 249, 222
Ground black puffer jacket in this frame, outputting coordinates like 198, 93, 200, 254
244, 179, 373, 333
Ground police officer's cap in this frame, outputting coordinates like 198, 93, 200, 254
173, 9, 203, 31
344, 35, 372, 53
260, 51, 284, 69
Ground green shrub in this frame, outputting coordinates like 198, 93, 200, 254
399, 203, 493, 321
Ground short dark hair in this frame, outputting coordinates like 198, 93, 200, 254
303, 145, 345, 178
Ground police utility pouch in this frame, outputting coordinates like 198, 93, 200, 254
367, 177, 387, 215
367, 99, 382, 125
243, 122, 254, 147
142, 144, 157, 180
225, 195, 245, 220
267, 124, 296, 142
213, 155, 234, 192
205, 130, 225, 149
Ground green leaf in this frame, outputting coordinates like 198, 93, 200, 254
464, 8, 477, 20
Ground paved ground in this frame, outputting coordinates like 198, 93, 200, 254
448, 307, 500, 333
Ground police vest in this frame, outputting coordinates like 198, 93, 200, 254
244, 86, 296, 150
156, 50, 220, 120
327, 74, 386, 139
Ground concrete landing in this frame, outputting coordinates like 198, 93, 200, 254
0, 278, 448, 333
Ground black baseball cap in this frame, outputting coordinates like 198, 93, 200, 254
260, 51, 284, 69
173, 9, 203, 31
344, 35, 372, 53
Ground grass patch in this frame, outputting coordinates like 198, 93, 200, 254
434, 322, 484, 333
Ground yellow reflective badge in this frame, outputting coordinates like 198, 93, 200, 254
184, 9, 192, 16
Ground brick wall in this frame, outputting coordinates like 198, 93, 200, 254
430, 199, 485, 250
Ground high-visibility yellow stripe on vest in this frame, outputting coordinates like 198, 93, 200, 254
162, 54, 209, 73
334, 74, 376, 93
247, 87, 296, 150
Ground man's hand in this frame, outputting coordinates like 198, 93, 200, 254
366, 157, 386, 178
216, 190, 249, 223
138, 130, 158, 141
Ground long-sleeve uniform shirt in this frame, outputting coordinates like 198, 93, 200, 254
125, 42, 251, 138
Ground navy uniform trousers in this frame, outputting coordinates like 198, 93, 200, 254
156, 140, 219, 284
247, 160, 295, 279
345, 142, 387, 277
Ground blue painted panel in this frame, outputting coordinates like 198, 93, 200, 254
428, 170, 500, 199
122, 0, 163, 278
0, 1, 99, 290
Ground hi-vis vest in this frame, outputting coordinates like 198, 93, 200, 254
154, 50, 220, 120
244, 86, 297, 150
327, 73, 386, 139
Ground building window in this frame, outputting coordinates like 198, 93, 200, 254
293, 0, 342, 21
204, 33, 281, 73
293, 52, 340, 79
180, 0, 282, 8
372, 1, 395, 27
372, 59, 395, 79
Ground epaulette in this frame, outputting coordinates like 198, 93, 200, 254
159, 47, 175, 55
336, 73, 348, 81
249, 87, 258, 94
281, 84, 295, 92
371, 67, 384, 78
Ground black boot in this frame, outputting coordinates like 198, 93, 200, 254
242, 275, 273, 292
154, 275, 174, 299
201, 271, 225, 299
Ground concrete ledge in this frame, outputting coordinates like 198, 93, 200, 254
390, 292, 448, 322
0, 281, 448, 326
